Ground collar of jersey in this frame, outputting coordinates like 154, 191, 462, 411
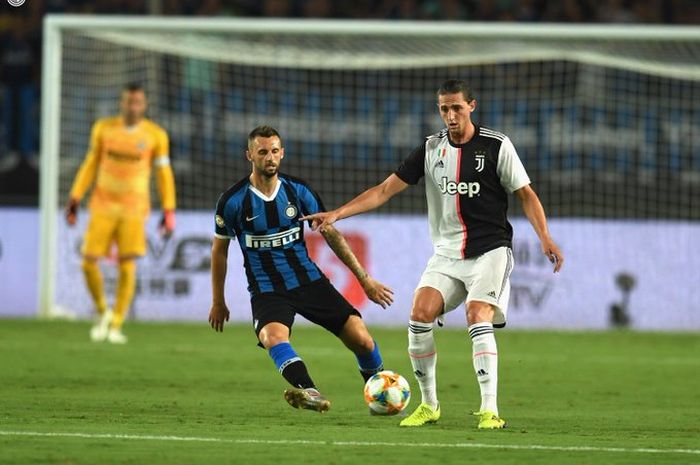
447, 124, 480, 149
248, 179, 282, 202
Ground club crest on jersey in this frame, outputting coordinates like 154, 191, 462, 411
137, 141, 146, 151
475, 151, 486, 172
215, 215, 225, 228
284, 203, 298, 219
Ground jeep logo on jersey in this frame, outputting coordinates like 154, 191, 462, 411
245, 227, 301, 249
438, 177, 481, 197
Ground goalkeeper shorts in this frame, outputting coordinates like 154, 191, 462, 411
81, 212, 147, 258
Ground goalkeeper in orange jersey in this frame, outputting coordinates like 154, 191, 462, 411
65, 83, 176, 344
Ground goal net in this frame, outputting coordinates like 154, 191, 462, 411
40, 17, 700, 327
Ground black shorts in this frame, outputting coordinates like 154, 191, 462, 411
250, 278, 361, 343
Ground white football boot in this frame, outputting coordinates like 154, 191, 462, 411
89, 308, 113, 342
106, 328, 128, 344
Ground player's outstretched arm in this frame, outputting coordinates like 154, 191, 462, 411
209, 237, 231, 331
515, 185, 564, 273
320, 225, 394, 309
301, 174, 409, 231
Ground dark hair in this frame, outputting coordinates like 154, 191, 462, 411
123, 82, 145, 93
248, 125, 282, 146
437, 79, 475, 102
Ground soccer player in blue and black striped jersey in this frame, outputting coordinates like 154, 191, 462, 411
208, 126, 394, 413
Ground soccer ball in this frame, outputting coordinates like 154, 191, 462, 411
363, 370, 411, 415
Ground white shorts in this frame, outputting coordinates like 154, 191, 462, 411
416, 246, 514, 327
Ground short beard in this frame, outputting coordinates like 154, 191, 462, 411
260, 166, 278, 178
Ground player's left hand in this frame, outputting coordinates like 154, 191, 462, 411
360, 277, 394, 309
541, 236, 564, 273
159, 210, 176, 239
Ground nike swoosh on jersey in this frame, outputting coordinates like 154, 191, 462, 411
246, 215, 260, 222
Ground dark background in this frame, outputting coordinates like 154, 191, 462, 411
1, 0, 699, 217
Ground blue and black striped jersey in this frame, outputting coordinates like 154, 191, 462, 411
214, 173, 326, 296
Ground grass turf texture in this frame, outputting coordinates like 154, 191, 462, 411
1, 319, 699, 465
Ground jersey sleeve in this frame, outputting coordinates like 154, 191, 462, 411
69, 119, 103, 200
214, 194, 234, 240
151, 127, 171, 167
152, 128, 176, 211
395, 142, 426, 185
496, 137, 531, 193
297, 182, 326, 217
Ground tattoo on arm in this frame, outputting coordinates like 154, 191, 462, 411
320, 226, 368, 282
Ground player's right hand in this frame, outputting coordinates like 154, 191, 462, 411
208, 302, 230, 332
300, 210, 340, 232
65, 198, 79, 226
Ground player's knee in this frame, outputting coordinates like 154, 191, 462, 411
81, 258, 98, 272
340, 319, 375, 354
258, 326, 289, 349
410, 305, 439, 324
466, 301, 494, 324
260, 333, 286, 349
410, 288, 444, 323
118, 259, 136, 274
351, 335, 375, 354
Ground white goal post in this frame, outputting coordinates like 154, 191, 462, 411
39, 15, 700, 318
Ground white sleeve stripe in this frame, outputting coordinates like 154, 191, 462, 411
480, 129, 506, 141
153, 156, 170, 167
480, 127, 506, 138
214, 233, 234, 240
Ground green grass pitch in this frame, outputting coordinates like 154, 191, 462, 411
1, 319, 699, 465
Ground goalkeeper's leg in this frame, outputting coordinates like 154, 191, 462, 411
108, 259, 136, 344
81, 258, 108, 315
107, 216, 147, 343
81, 212, 116, 316
81, 213, 118, 342
83, 257, 114, 342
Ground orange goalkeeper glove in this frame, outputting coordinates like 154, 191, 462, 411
65, 198, 79, 226
159, 210, 176, 239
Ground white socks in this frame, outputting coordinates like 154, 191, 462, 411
468, 322, 499, 414
408, 319, 499, 414
408, 320, 438, 409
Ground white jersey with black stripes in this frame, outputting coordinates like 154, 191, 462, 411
395, 125, 530, 259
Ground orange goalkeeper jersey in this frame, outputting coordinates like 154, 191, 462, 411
69, 116, 176, 218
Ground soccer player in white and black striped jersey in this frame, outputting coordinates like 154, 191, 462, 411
302, 79, 563, 429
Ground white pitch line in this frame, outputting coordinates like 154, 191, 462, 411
1, 430, 698, 456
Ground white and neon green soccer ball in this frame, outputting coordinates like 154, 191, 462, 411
363, 370, 411, 415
